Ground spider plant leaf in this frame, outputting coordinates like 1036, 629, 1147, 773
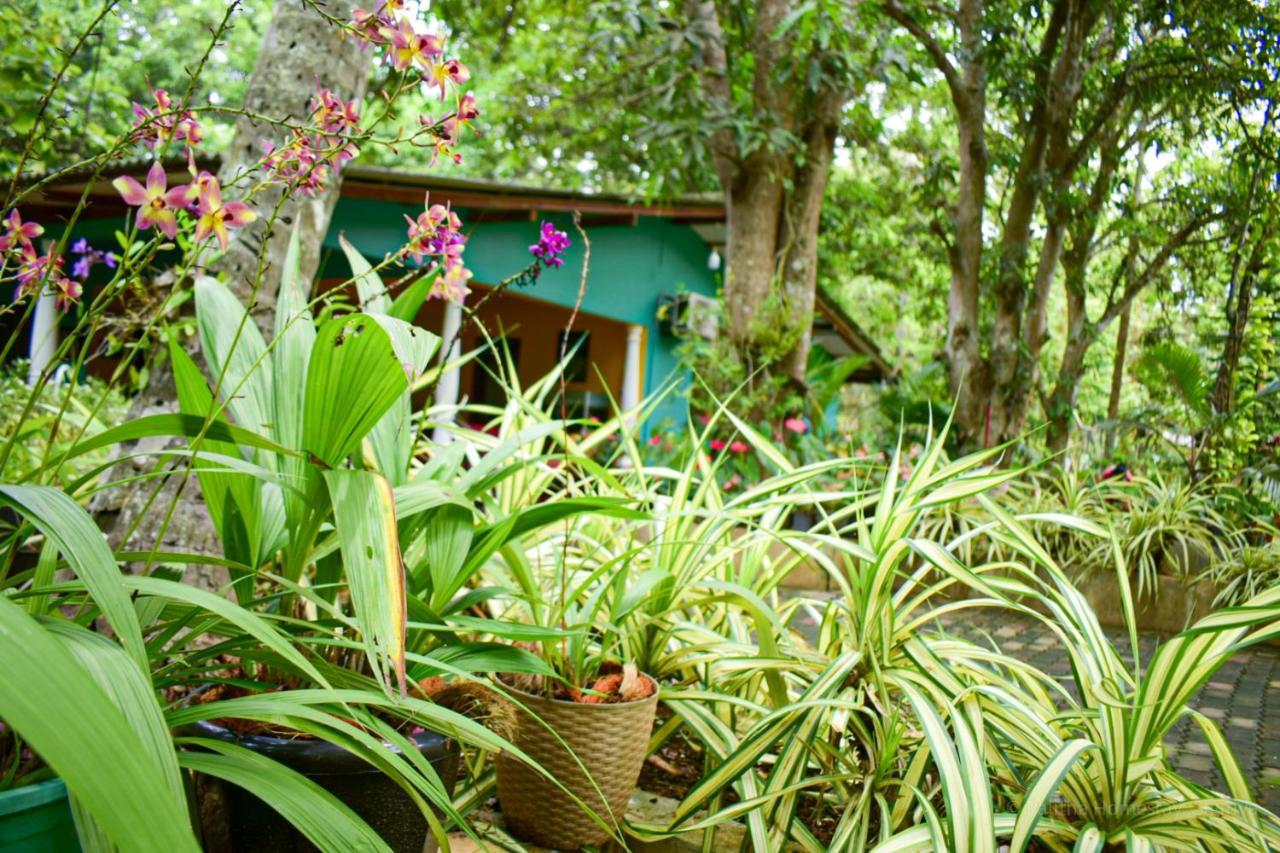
325, 468, 407, 694
178, 739, 391, 853
1010, 738, 1096, 853
893, 679, 988, 853
1072, 824, 1105, 852
0, 597, 197, 850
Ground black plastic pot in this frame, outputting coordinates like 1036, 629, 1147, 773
789, 510, 815, 532
188, 719, 458, 853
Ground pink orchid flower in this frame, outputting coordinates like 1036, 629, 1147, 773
708, 438, 726, 452
429, 262, 471, 304
55, 277, 83, 310
380, 17, 442, 71
456, 92, 480, 121
426, 57, 469, 98
648, 434, 662, 447
113, 162, 190, 239
0, 209, 43, 254
729, 440, 749, 454
193, 178, 257, 251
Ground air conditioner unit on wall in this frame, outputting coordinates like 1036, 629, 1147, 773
657, 292, 719, 341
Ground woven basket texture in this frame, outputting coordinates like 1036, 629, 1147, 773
495, 675, 659, 850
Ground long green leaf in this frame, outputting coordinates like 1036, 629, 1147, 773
325, 468, 408, 693
0, 598, 197, 851
178, 739, 392, 853
0, 484, 146, 671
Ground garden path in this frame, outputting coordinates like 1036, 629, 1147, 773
787, 593, 1280, 813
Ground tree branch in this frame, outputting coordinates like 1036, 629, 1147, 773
882, 0, 968, 113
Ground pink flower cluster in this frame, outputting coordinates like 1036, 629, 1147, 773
113, 161, 256, 251
529, 221, 571, 270
402, 196, 470, 303
707, 438, 750, 454
261, 88, 364, 197
131, 89, 203, 151
352, 0, 469, 93
1, 210, 81, 308
349, 0, 478, 164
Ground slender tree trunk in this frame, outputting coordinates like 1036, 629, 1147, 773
1106, 305, 1130, 420
1211, 190, 1273, 412
1104, 159, 1146, 452
882, 0, 989, 445
1046, 259, 1092, 451
780, 84, 842, 381
1210, 219, 1272, 413
93, 0, 369, 584
946, 0, 991, 447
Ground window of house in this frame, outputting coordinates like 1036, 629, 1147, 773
557, 330, 590, 383
471, 337, 521, 407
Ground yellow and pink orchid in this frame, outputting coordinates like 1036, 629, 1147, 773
193, 177, 257, 252
112, 162, 190, 239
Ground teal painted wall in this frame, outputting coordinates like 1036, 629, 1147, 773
56, 196, 718, 427
325, 198, 719, 427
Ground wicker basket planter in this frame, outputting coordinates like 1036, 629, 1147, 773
495, 674, 659, 849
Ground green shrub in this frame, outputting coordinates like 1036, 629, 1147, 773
0, 361, 128, 486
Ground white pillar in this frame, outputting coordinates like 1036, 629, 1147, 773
431, 298, 465, 444
621, 324, 644, 416
27, 287, 59, 386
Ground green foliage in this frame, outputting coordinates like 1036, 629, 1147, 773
1201, 541, 1280, 607
0, 0, 270, 171
0, 362, 127, 486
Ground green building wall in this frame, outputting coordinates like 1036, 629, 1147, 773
325, 197, 720, 428
55, 195, 720, 429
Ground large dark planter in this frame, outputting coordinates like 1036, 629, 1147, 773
189, 719, 458, 853
0, 778, 79, 852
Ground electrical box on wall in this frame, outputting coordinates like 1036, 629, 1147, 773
657, 292, 719, 340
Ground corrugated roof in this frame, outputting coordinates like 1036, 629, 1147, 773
12, 154, 889, 380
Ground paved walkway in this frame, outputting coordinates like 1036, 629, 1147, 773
788, 594, 1280, 813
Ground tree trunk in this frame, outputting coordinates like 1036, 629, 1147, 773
1046, 261, 1092, 452
779, 84, 843, 381
1211, 208, 1274, 413
1106, 305, 1130, 417
1104, 158, 1145, 453
722, 159, 787, 356
987, 0, 1073, 444
94, 0, 369, 585
946, 2, 991, 447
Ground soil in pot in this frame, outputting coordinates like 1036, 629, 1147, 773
494, 665, 659, 850
188, 718, 459, 853
0, 778, 78, 852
